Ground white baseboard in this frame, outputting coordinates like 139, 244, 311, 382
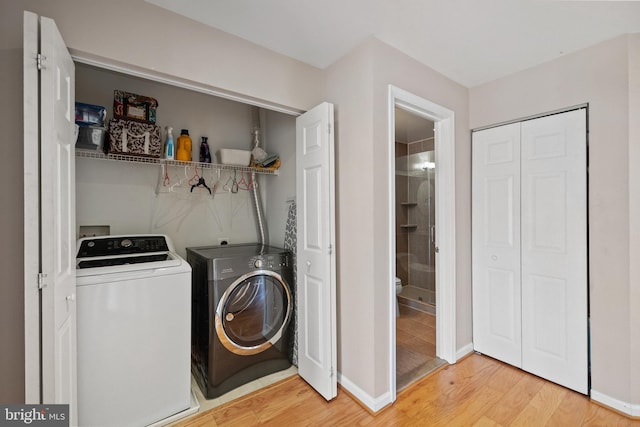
337, 372, 392, 413
456, 342, 474, 361
591, 389, 640, 417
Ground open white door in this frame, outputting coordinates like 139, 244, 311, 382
296, 102, 337, 401
23, 11, 41, 404
38, 15, 78, 422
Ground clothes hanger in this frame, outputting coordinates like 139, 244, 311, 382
162, 163, 170, 187
170, 165, 189, 192
188, 165, 202, 187
236, 171, 253, 191
223, 170, 239, 193
191, 176, 212, 195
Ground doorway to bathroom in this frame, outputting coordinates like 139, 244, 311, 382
387, 85, 457, 399
394, 108, 445, 391
395, 108, 437, 313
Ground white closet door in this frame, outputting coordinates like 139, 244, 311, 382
520, 109, 588, 394
472, 122, 522, 367
296, 102, 337, 401
39, 14, 77, 419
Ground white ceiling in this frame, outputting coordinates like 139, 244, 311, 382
146, 0, 640, 88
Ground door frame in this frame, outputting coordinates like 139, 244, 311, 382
387, 85, 457, 400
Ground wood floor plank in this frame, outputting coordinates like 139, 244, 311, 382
482, 369, 545, 425
393, 356, 502, 424
437, 383, 504, 426
482, 363, 524, 394
175, 354, 638, 426
213, 410, 259, 427
545, 391, 590, 427
472, 415, 502, 427
225, 377, 315, 423
582, 404, 636, 426
509, 382, 567, 426
176, 413, 218, 427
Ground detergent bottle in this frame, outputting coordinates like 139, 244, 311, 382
164, 126, 175, 160
199, 136, 211, 163
176, 129, 192, 161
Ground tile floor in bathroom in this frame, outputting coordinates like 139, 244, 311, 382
396, 302, 446, 391
398, 285, 436, 314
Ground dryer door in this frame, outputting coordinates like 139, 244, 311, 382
215, 270, 292, 356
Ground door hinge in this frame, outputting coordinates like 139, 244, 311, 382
328, 243, 333, 255
38, 272, 48, 289
36, 53, 45, 71
328, 123, 332, 135
330, 367, 335, 378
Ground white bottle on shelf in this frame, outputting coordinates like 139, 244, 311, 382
165, 126, 175, 160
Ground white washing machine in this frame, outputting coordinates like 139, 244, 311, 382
76, 234, 191, 427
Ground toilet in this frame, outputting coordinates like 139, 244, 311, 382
395, 277, 402, 316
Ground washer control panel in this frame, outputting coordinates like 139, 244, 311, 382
77, 236, 169, 258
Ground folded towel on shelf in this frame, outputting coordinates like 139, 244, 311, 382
252, 158, 281, 172
251, 152, 280, 170
256, 153, 279, 167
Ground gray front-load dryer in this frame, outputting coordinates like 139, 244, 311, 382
187, 244, 293, 399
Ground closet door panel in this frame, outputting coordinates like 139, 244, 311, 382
520, 109, 588, 394
472, 123, 522, 367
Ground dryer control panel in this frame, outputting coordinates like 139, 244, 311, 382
248, 254, 288, 270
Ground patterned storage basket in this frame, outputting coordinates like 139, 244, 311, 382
107, 118, 162, 158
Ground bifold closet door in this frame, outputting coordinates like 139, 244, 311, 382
472, 109, 588, 394
520, 110, 588, 394
472, 122, 522, 368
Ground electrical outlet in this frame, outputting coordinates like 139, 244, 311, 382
218, 238, 230, 246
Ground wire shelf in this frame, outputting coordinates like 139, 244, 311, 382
75, 150, 279, 175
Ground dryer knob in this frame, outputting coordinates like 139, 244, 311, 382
254, 259, 263, 268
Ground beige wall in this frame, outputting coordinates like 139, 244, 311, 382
0, 0, 26, 403
628, 34, 640, 405
470, 34, 638, 405
325, 41, 378, 396
21, 0, 325, 112
326, 38, 471, 399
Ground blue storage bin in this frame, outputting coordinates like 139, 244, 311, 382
75, 102, 106, 127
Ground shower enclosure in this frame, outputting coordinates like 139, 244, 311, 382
395, 138, 436, 314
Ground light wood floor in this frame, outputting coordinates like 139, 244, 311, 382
174, 353, 638, 426
396, 303, 445, 391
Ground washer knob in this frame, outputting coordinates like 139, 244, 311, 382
254, 259, 263, 268
121, 239, 133, 248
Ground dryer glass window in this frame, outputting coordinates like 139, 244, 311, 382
222, 275, 288, 348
